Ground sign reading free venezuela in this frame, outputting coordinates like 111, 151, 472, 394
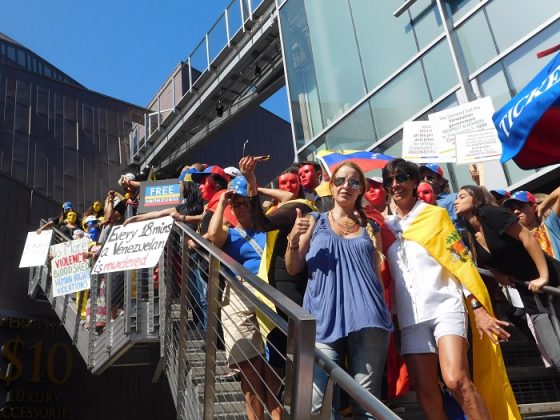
92, 217, 173, 274
137, 179, 182, 214
50, 238, 91, 297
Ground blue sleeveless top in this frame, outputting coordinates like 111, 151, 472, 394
304, 213, 393, 343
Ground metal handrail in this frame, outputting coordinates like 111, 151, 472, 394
477, 267, 560, 296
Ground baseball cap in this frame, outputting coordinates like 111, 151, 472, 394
419, 163, 444, 177
224, 166, 241, 178
503, 191, 536, 207
123, 173, 136, 180
490, 189, 511, 199
62, 201, 73, 211
367, 176, 383, 185
228, 176, 248, 197
190, 165, 230, 183
84, 215, 99, 226
178, 167, 196, 182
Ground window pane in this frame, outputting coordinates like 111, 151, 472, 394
17, 49, 26, 67
324, 101, 376, 150
477, 64, 512, 109
443, 0, 480, 22
370, 62, 431, 138
6, 45, 16, 62
504, 160, 536, 185
350, 0, 418, 90
409, 0, 444, 49
486, 0, 560, 52
305, 0, 367, 126
455, 11, 497, 73
377, 131, 403, 158
422, 40, 458, 99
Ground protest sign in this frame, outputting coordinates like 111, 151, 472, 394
19, 230, 54, 268
455, 129, 503, 165
92, 216, 173, 274
429, 96, 496, 162
137, 179, 181, 214
50, 238, 91, 297
402, 121, 445, 163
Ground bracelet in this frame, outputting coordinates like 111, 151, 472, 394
471, 299, 483, 310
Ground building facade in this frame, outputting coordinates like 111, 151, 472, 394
278, 0, 560, 190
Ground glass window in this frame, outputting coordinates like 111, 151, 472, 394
503, 20, 560, 94
477, 64, 512, 109
304, 0, 367, 126
409, 0, 444, 50
486, 0, 560, 53
17, 49, 26, 67
44, 65, 52, 77
0, 42, 5, 56
6, 45, 16, 62
370, 62, 431, 138
350, 0, 418, 90
443, 0, 480, 22
504, 161, 536, 185
324, 101, 376, 150
377, 131, 403, 159
455, 10, 497, 74
421, 40, 458, 100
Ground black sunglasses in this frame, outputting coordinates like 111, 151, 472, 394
383, 173, 411, 189
332, 177, 361, 189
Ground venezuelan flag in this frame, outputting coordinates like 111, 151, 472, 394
316, 150, 394, 175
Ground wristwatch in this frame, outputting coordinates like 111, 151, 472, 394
471, 299, 483, 310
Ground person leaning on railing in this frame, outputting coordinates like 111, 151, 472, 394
285, 162, 393, 420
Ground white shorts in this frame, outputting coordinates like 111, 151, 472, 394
400, 312, 468, 355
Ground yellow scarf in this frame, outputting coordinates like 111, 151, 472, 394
403, 204, 520, 420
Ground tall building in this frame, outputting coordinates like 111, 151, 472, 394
278, 0, 560, 190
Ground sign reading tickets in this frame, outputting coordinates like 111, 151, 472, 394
92, 217, 173, 274
19, 230, 54, 268
402, 121, 443, 163
50, 238, 91, 297
429, 96, 496, 162
137, 179, 181, 214
455, 129, 502, 165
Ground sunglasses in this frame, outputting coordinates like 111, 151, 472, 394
383, 173, 411, 189
332, 177, 361, 189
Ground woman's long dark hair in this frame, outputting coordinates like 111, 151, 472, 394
181, 181, 204, 216
330, 162, 368, 226
382, 158, 420, 197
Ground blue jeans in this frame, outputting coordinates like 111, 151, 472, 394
189, 253, 208, 332
312, 327, 390, 420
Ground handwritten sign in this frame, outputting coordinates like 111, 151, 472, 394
402, 121, 444, 163
50, 238, 91, 297
92, 217, 173, 274
19, 231, 54, 268
137, 179, 181, 214
455, 129, 503, 165
429, 97, 496, 162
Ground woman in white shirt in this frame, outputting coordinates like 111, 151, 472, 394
382, 159, 518, 420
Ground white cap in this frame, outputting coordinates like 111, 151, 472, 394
224, 166, 241, 177
124, 173, 136, 180
85, 215, 98, 224
367, 176, 383, 184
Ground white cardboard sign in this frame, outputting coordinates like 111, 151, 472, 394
402, 121, 445, 163
19, 230, 54, 268
455, 129, 503, 165
92, 217, 173, 274
429, 97, 496, 162
50, 238, 91, 297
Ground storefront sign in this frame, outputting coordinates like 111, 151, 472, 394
455, 129, 502, 165
19, 231, 53, 268
137, 179, 181, 214
49, 239, 91, 297
92, 217, 173, 274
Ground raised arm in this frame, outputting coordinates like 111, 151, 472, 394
257, 186, 294, 204
285, 209, 315, 275
538, 185, 560, 218
206, 191, 230, 249
123, 208, 173, 226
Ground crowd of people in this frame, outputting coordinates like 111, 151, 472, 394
35, 154, 560, 420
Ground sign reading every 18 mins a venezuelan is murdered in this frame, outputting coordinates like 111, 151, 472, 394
92, 217, 174, 274
50, 238, 91, 297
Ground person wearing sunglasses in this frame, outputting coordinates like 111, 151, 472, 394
382, 159, 519, 420
286, 162, 392, 419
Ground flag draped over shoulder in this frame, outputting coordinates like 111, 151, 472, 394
403, 205, 521, 420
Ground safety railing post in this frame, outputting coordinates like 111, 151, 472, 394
124, 268, 132, 333
176, 231, 191, 416
87, 274, 99, 370
284, 316, 315, 419
171, 77, 176, 111
202, 254, 220, 420
187, 57, 193, 93
225, 8, 231, 47
157, 96, 161, 130
240, 0, 246, 31
205, 33, 211, 72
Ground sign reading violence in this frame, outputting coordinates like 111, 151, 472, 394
19, 230, 54, 268
92, 217, 173, 274
50, 238, 91, 297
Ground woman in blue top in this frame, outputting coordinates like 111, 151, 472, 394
285, 162, 393, 419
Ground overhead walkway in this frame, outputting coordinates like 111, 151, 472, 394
129, 0, 285, 171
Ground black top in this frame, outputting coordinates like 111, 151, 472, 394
175, 201, 204, 231
475, 205, 560, 314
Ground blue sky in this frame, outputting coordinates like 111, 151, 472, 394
1, 0, 290, 120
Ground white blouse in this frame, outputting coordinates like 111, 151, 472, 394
385, 201, 467, 329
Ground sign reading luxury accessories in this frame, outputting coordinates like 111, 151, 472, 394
92, 217, 173, 274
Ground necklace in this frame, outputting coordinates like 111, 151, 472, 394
329, 211, 360, 235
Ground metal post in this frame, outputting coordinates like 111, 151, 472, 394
205, 33, 211, 72
87, 274, 99, 370
124, 268, 132, 333
247, 0, 253, 20
285, 317, 315, 419
225, 8, 231, 47
188, 57, 193, 92
157, 96, 162, 130
240, 0, 246, 31
171, 77, 176, 111
202, 255, 220, 420
176, 231, 191, 417
148, 266, 155, 334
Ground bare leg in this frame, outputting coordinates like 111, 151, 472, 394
438, 335, 491, 420
404, 353, 447, 420
239, 358, 265, 420
264, 364, 283, 420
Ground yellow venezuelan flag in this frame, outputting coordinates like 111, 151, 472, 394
403, 204, 521, 420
